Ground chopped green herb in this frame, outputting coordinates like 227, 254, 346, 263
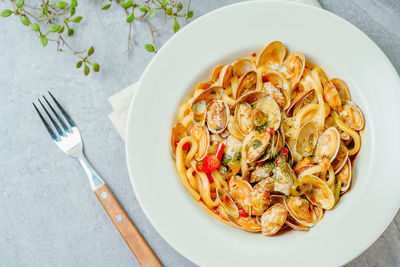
221, 154, 232, 166
252, 139, 262, 149
232, 151, 242, 161
245, 144, 249, 151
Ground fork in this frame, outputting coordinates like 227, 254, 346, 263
33, 92, 161, 267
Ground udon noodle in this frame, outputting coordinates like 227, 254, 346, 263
170, 41, 364, 236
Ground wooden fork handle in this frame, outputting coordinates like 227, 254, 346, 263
94, 184, 162, 267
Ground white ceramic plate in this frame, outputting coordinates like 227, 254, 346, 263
126, 1, 400, 266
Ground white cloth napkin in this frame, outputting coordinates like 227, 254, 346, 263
108, 0, 322, 141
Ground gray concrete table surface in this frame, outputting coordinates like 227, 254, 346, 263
1, 0, 399, 266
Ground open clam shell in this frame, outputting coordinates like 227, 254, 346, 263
338, 158, 352, 193
295, 120, 319, 157
229, 179, 252, 214
331, 78, 351, 102
211, 65, 224, 82
256, 41, 287, 68
236, 70, 258, 98
243, 131, 271, 163
207, 100, 229, 134
332, 142, 349, 174
339, 101, 364, 131
218, 64, 233, 88
263, 82, 290, 110
255, 97, 282, 130
316, 127, 340, 163
216, 187, 239, 219
234, 102, 254, 136
261, 68, 291, 93
286, 89, 316, 117
232, 58, 256, 77
300, 174, 335, 210
284, 196, 319, 227
261, 203, 288, 236
323, 80, 342, 113
285, 214, 310, 231
229, 216, 261, 232
283, 52, 305, 87
250, 186, 271, 216
190, 125, 210, 161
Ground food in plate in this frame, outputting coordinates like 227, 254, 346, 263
170, 41, 364, 236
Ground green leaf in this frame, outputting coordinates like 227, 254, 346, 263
87, 46, 94, 56
187, 10, 193, 18
84, 65, 90, 76
1, 9, 13, 18
55, 1, 68, 9
70, 7, 75, 16
173, 18, 180, 33
42, 7, 48, 16
148, 9, 156, 19
67, 28, 74, 36
70, 0, 77, 8
102, 4, 111, 10
72, 16, 82, 23
20, 15, 29, 26
122, 0, 133, 8
139, 6, 148, 12
40, 36, 48, 47
30, 23, 40, 32
166, 8, 172, 15
177, 3, 183, 11
144, 43, 154, 52
15, 0, 24, 8
57, 25, 65, 33
93, 63, 100, 72
126, 12, 134, 23
162, 0, 169, 4
49, 24, 61, 32
76, 61, 83, 68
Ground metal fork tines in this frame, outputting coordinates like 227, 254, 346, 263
33, 92, 104, 189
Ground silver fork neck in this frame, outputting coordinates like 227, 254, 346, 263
76, 154, 105, 190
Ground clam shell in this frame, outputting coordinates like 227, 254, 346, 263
190, 125, 210, 160
256, 41, 287, 68
316, 127, 340, 163
284, 196, 319, 227
261, 203, 288, 236
300, 174, 335, 210
323, 80, 342, 113
331, 78, 351, 102
232, 58, 256, 77
338, 158, 352, 193
255, 97, 281, 130
236, 71, 258, 98
216, 187, 239, 219
295, 120, 319, 157
339, 101, 364, 131
206, 100, 229, 134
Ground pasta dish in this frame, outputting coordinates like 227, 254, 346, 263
170, 41, 364, 236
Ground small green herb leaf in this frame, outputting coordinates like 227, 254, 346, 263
84, 65, 90, 76
102, 4, 111, 10
139, 6, 148, 12
67, 28, 74, 36
15, 0, 24, 8
148, 9, 156, 19
70, 7, 76, 16
1, 9, 12, 17
166, 8, 172, 15
177, 3, 183, 11
40, 36, 48, 47
76, 61, 82, 68
93, 63, 100, 72
30, 23, 40, 32
49, 24, 61, 32
57, 25, 65, 33
122, 0, 133, 8
187, 10, 193, 18
144, 43, 155, 52
70, 0, 77, 8
55, 1, 68, 9
173, 18, 180, 33
72, 16, 82, 23
42, 7, 48, 16
87, 46, 94, 56
20, 15, 29, 26
126, 12, 134, 23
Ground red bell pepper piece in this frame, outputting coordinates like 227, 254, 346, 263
238, 206, 249, 217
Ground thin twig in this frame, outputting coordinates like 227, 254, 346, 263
185, 0, 191, 23
139, 17, 158, 52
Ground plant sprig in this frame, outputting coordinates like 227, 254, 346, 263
101, 0, 193, 55
1, 0, 194, 76
1, 0, 99, 76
